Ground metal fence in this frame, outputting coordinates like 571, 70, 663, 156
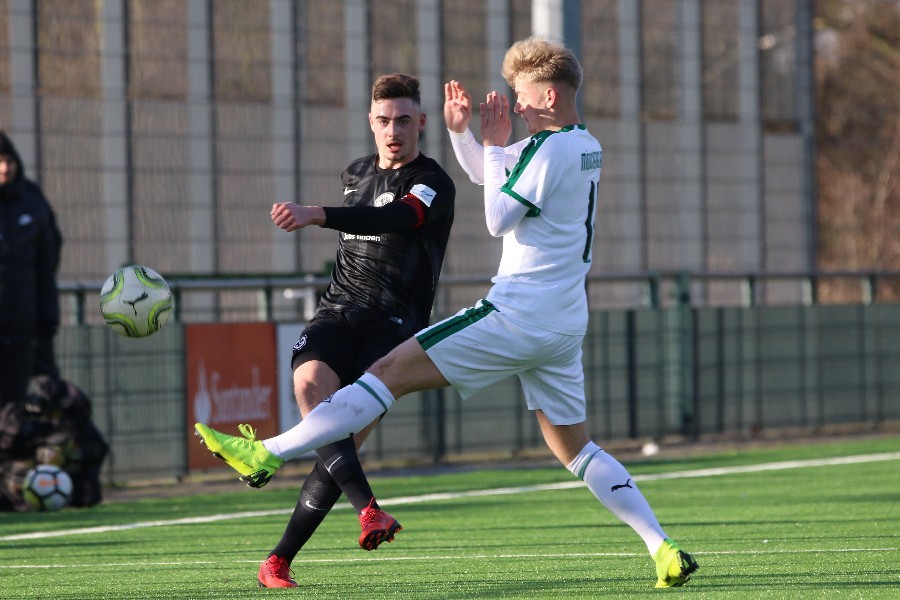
56, 271, 900, 484
3, 0, 818, 300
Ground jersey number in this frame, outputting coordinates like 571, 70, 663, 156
582, 180, 597, 263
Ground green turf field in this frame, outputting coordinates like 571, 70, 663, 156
2, 436, 898, 599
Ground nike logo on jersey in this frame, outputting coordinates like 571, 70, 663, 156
343, 187, 358, 195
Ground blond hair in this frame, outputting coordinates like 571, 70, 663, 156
501, 36, 583, 91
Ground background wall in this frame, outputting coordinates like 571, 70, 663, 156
5, 0, 868, 485
0, 0, 816, 313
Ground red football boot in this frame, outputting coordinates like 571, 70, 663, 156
257, 555, 298, 588
358, 498, 402, 551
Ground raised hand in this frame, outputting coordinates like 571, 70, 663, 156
444, 80, 473, 133
479, 91, 511, 148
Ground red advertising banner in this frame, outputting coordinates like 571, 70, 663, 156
185, 322, 280, 471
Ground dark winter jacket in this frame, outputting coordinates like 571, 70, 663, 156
0, 131, 61, 340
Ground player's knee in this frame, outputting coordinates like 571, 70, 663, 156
293, 378, 333, 416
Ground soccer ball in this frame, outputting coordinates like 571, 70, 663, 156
22, 464, 73, 511
100, 265, 174, 337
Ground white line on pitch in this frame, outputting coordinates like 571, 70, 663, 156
2, 451, 898, 543
3, 547, 898, 570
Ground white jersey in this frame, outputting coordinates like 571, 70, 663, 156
485, 125, 602, 335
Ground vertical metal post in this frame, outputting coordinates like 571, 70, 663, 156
675, 272, 694, 435
648, 271, 661, 308
873, 304, 884, 423
601, 312, 613, 440
690, 307, 701, 440
798, 304, 808, 427
715, 308, 725, 433
626, 310, 638, 439
433, 388, 446, 462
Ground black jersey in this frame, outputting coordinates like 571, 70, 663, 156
318, 152, 455, 330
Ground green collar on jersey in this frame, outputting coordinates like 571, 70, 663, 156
501, 125, 587, 217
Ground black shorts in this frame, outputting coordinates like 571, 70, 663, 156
290, 308, 420, 387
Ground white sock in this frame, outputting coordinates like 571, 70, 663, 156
567, 441, 667, 555
262, 372, 395, 461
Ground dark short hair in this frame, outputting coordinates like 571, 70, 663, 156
372, 73, 421, 105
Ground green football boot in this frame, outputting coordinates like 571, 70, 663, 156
652, 538, 699, 588
194, 423, 284, 488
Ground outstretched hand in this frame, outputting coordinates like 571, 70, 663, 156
480, 91, 511, 148
271, 202, 325, 232
444, 80, 472, 133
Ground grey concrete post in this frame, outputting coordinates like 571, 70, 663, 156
486, 0, 509, 95
344, 0, 370, 162
7, 0, 38, 174
618, 0, 645, 269
270, 0, 298, 273
739, 0, 763, 272
100, 0, 130, 269
532, 0, 581, 113
678, 0, 704, 269
417, 0, 443, 162
186, 0, 216, 273
795, 0, 816, 271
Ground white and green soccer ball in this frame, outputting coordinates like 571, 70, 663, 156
99, 265, 174, 338
22, 464, 73, 511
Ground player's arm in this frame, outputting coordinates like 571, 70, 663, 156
322, 200, 422, 234
271, 203, 326, 232
444, 80, 486, 184
326, 175, 452, 234
271, 200, 421, 234
481, 91, 528, 237
448, 128, 484, 184
483, 148, 529, 237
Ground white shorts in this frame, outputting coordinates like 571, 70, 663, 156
415, 300, 586, 425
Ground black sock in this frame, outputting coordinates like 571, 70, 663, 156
269, 460, 342, 563
315, 437, 377, 513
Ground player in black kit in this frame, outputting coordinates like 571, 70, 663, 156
256, 74, 455, 588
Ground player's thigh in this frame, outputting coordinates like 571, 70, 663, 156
369, 336, 449, 398
291, 313, 357, 385
518, 333, 586, 425
416, 303, 535, 399
352, 310, 419, 376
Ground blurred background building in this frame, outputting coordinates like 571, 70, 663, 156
1, 0, 817, 316
3, 1, 897, 482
